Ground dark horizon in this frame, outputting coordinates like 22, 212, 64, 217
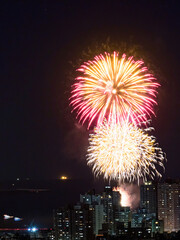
0, 178, 106, 228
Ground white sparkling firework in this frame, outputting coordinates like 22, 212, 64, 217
87, 120, 165, 183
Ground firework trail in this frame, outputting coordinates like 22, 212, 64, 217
70, 52, 159, 128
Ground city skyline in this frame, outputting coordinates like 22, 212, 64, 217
54, 180, 180, 239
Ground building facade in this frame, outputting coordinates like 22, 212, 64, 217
158, 181, 180, 232
140, 181, 157, 216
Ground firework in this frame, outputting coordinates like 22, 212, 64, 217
87, 120, 164, 183
70, 52, 159, 128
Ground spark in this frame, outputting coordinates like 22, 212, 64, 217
87, 120, 165, 183
70, 52, 159, 128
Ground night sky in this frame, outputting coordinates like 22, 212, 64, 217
1, 1, 180, 181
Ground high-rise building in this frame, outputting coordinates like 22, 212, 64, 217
158, 181, 180, 232
151, 219, 164, 235
131, 209, 156, 228
112, 190, 121, 207
131, 181, 159, 236
80, 192, 103, 236
80, 193, 101, 205
54, 204, 95, 240
54, 206, 72, 240
140, 181, 157, 217
72, 204, 85, 240
94, 205, 104, 235
101, 186, 115, 235
72, 204, 94, 240
117, 207, 131, 228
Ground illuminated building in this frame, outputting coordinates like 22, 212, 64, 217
130, 181, 163, 236
94, 205, 104, 235
54, 204, 94, 240
80, 192, 101, 205
80, 191, 103, 236
151, 219, 164, 235
112, 190, 121, 207
54, 206, 72, 240
72, 205, 84, 239
158, 181, 180, 232
131, 209, 156, 228
140, 181, 157, 216
101, 186, 114, 235
72, 204, 94, 240
115, 207, 131, 228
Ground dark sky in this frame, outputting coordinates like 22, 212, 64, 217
1, 0, 180, 181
